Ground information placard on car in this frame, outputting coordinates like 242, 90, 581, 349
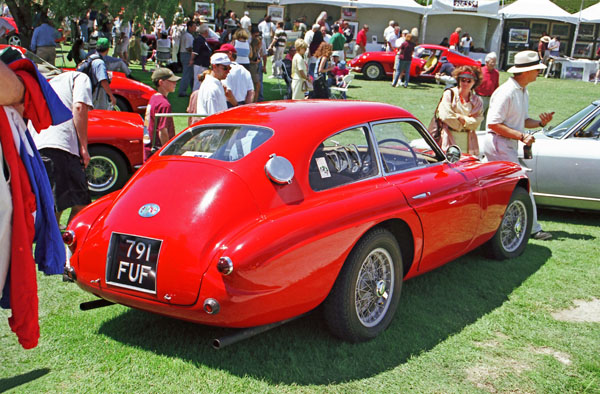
106, 232, 162, 294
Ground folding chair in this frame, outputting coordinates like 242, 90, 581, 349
330, 74, 354, 99
156, 45, 171, 67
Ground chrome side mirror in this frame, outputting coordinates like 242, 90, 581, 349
446, 145, 462, 163
265, 154, 294, 185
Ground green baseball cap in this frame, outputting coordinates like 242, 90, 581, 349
96, 37, 110, 51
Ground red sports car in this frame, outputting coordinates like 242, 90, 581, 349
64, 101, 533, 346
0, 17, 20, 46
350, 44, 482, 81
86, 109, 144, 195
1, 44, 156, 115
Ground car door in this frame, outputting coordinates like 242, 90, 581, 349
370, 119, 481, 273
533, 108, 600, 204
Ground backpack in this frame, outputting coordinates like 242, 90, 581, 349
76, 53, 102, 91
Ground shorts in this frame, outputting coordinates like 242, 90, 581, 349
39, 148, 91, 212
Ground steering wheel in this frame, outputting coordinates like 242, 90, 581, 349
377, 138, 418, 170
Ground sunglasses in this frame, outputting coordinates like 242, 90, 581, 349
459, 78, 474, 83
218, 65, 231, 71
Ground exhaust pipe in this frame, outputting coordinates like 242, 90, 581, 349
80, 299, 115, 310
212, 313, 307, 350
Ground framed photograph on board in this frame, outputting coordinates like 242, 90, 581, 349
267, 5, 285, 22
506, 50, 518, 66
347, 21, 359, 41
195, 2, 214, 20
508, 28, 529, 44
565, 66, 583, 80
551, 23, 570, 38
573, 42, 593, 58
578, 24, 595, 40
530, 22, 549, 37
341, 6, 357, 21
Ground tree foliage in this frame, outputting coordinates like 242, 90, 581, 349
5, 0, 183, 48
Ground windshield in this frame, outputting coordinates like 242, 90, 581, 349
545, 104, 597, 139
161, 125, 273, 161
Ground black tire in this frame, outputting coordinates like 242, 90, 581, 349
363, 62, 384, 80
113, 96, 132, 112
323, 228, 403, 342
86, 146, 129, 195
485, 186, 533, 260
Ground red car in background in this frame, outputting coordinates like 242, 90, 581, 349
0, 17, 20, 46
350, 44, 482, 81
64, 101, 533, 347
86, 110, 144, 195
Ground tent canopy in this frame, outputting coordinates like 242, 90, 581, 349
427, 0, 500, 19
575, 2, 600, 23
272, 0, 425, 14
499, 0, 578, 24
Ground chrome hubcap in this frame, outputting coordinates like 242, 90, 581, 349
355, 247, 394, 327
500, 199, 528, 252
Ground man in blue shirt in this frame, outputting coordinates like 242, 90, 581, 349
89, 37, 116, 109
30, 14, 61, 66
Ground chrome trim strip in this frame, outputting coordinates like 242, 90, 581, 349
533, 192, 600, 202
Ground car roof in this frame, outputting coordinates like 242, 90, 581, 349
190, 100, 417, 161
198, 100, 414, 135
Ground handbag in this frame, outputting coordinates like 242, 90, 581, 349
302, 79, 314, 92
427, 88, 455, 146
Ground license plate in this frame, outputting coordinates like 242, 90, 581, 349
106, 232, 162, 294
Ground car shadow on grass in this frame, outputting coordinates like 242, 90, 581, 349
96, 242, 551, 385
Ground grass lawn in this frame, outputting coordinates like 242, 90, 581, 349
1, 53, 599, 393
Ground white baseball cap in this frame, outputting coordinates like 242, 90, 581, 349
211, 53, 232, 66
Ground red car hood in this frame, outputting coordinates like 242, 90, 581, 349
76, 158, 261, 306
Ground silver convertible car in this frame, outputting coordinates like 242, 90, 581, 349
519, 100, 600, 211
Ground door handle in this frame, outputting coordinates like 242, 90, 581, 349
412, 192, 430, 199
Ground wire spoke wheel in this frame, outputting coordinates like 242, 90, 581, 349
324, 228, 402, 342
500, 199, 528, 253
355, 247, 394, 327
87, 146, 129, 195
485, 187, 532, 260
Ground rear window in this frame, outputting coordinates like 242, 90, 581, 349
161, 125, 273, 161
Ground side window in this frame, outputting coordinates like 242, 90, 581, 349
573, 111, 600, 138
309, 126, 378, 192
372, 120, 442, 173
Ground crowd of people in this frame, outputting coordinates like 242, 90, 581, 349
3, 7, 558, 242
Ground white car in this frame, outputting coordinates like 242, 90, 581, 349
519, 100, 600, 211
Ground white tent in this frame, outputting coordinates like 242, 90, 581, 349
499, 0, 578, 24
344, 0, 426, 14
428, 0, 500, 18
421, 0, 502, 55
576, 2, 600, 23
273, 0, 425, 14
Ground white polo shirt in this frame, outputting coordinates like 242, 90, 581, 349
482, 77, 529, 163
196, 74, 228, 116
224, 63, 254, 103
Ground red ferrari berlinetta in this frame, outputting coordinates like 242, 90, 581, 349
64, 101, 533, 346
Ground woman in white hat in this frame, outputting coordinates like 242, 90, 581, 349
481, 50, 554, 241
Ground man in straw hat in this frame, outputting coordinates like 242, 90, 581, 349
481, 50, 554, 241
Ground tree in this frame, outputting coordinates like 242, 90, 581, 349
5, 0, 182, 49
